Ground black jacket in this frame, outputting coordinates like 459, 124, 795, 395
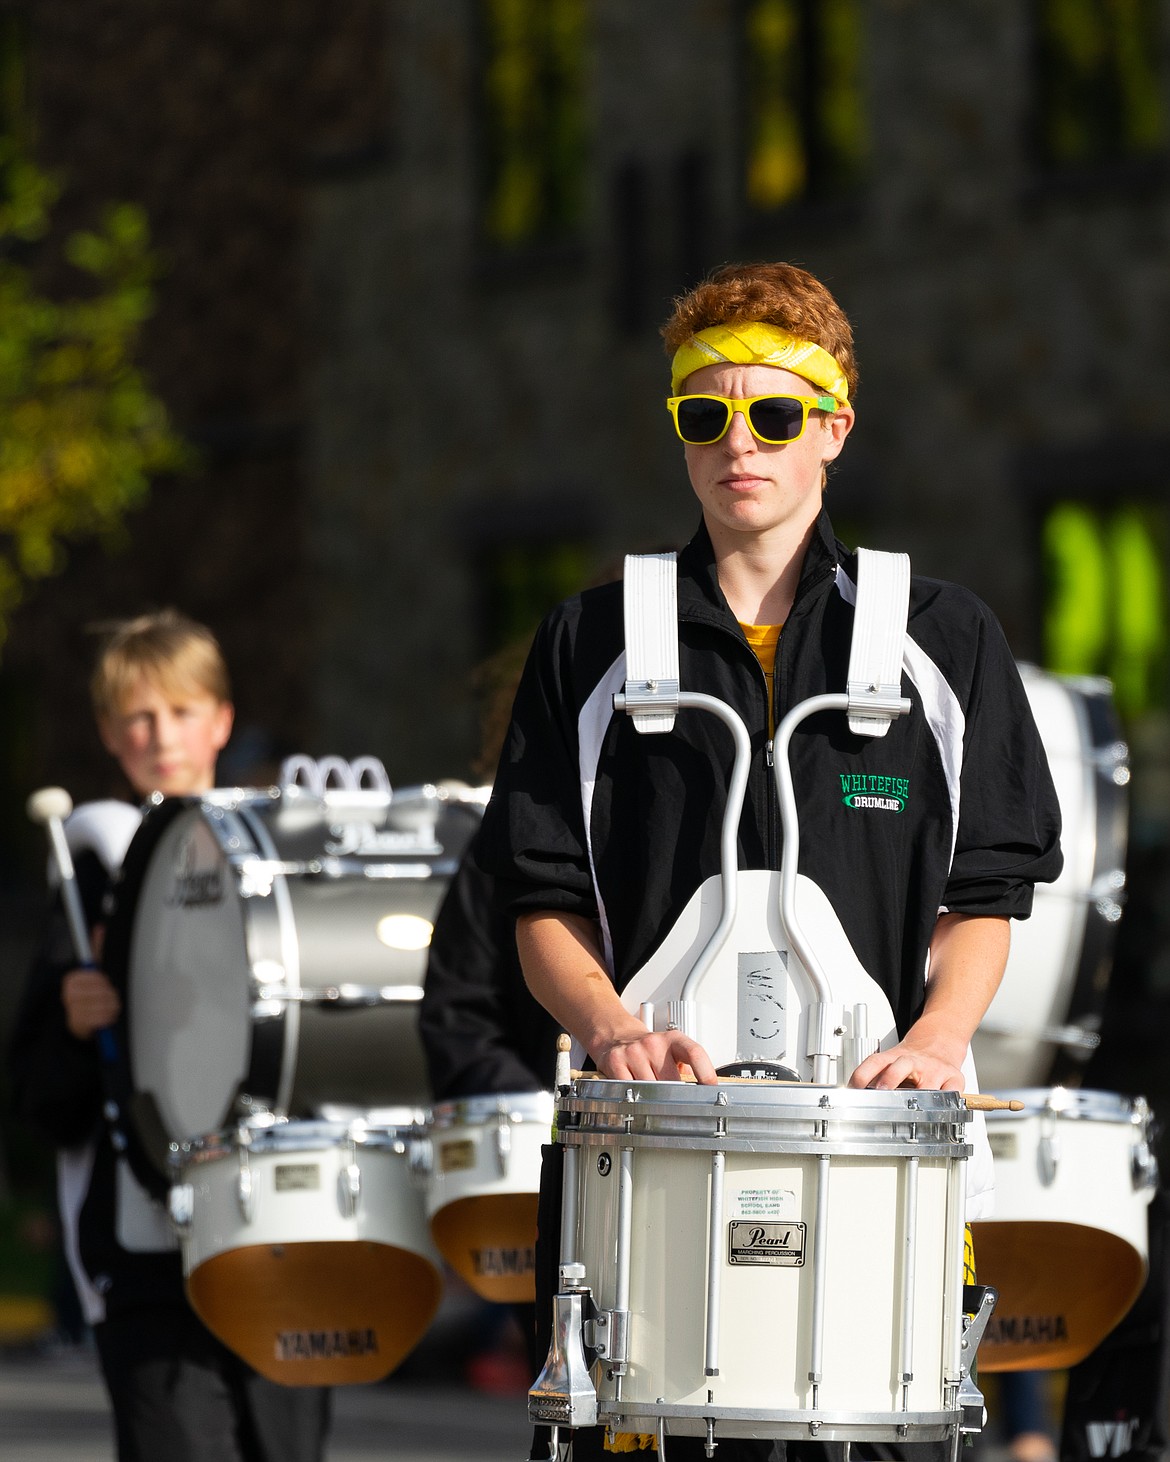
419, 830, 562, 1100
9, 849, 183, 1315
476, 509, 1063, 1038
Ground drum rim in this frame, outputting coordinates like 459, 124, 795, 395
985, 1086, 1149, 1122
567, 1078, 967, 1116
176, 1117, 427, 1163
430, 1089, 555, 1127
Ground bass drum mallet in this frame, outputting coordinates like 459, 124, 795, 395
26, 785, 116, 1064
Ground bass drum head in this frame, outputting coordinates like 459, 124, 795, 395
972, 668, 1128, 1090
128, 805, 252, 1148
105, 784, 486, 1173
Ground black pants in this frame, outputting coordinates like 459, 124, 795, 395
530, 1145, 952, 1462
95, 1304, 331, 1462
1059, 1188, 1170, 1462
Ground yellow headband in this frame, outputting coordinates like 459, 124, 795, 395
670, 322, 851, 405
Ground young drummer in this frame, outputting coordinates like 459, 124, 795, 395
10, 610, 331, 1462
476, 261, 1063, 1461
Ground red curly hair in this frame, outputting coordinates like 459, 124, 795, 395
661, 261, 858, 400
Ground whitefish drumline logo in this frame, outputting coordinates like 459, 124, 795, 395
840, 772, 909, 813
275, 1327, 378, 1361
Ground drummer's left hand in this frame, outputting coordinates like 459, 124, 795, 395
848, 1021, 966, 1092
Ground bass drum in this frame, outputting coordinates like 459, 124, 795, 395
972, 667, 1129, 1091
103, 782, 487, 1173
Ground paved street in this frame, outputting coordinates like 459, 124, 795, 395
0, 1347, 532, 1462
1, 1344, 1028, 1462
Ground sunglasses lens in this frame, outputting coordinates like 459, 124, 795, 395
747, 397, 805, 442
675, 397, 730, 443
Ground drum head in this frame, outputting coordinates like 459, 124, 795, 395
973, 669, 1128, 1089
128, 807, 251, 1145
104, 785, 485, 1167
101, 797, 253, 1174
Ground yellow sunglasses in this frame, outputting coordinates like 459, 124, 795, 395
666, 392, 840, 445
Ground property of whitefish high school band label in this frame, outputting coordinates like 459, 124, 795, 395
728, 1187, 805, 1266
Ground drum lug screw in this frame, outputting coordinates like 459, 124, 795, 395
493, 1113, 513, 1177
338, 1163, 362, 1217
168, 1182, 195, 1236
338, 1137, 362, 1217
236, 1156, 256, 1223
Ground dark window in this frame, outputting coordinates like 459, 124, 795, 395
739, 0, 866, 214
1032, 0, 1165, 170
478, 0, 588, 248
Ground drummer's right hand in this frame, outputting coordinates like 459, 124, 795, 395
62, 969, 121, 1041
593, 1028, 719, 1084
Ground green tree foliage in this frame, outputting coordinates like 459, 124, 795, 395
0, 144, 187, 646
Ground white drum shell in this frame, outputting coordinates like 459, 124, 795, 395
173, 1120, 438, 1275
979, 1089, 1154, 1255
425, 1091, 553, 1218
972, 1088, 1157, 1371
562, 1083, 971, 1441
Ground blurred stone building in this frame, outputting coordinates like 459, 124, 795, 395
1, 2, 1169, 1076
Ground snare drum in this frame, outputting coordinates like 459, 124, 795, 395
102, 783, 486, 1171
973, 1088, 1157, 1372
170, 1118, 441, 1386
543, 1081, 972, 1444
973, 668, 1128, 1090
424, 1091, 553, 1302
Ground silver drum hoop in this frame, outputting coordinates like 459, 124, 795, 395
430, 1090, 555, 1130
989, 1087, 1152, 1127
175, 1117, 429, 1169
558, 1080, 971, 1158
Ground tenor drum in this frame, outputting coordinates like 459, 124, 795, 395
972, 667, 1128, 1090
170, 1117, 441, 1386
973, 1087, 1157, 1372
546, 1081, 972, 1444
424, 1090, 553, 1302
103, 782, 486, 1171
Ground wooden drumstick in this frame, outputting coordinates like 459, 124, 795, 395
961, 1093, 1025, 1112
555, 1034, 572, 1091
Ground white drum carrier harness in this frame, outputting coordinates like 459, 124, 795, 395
616, 548, 911, 1086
